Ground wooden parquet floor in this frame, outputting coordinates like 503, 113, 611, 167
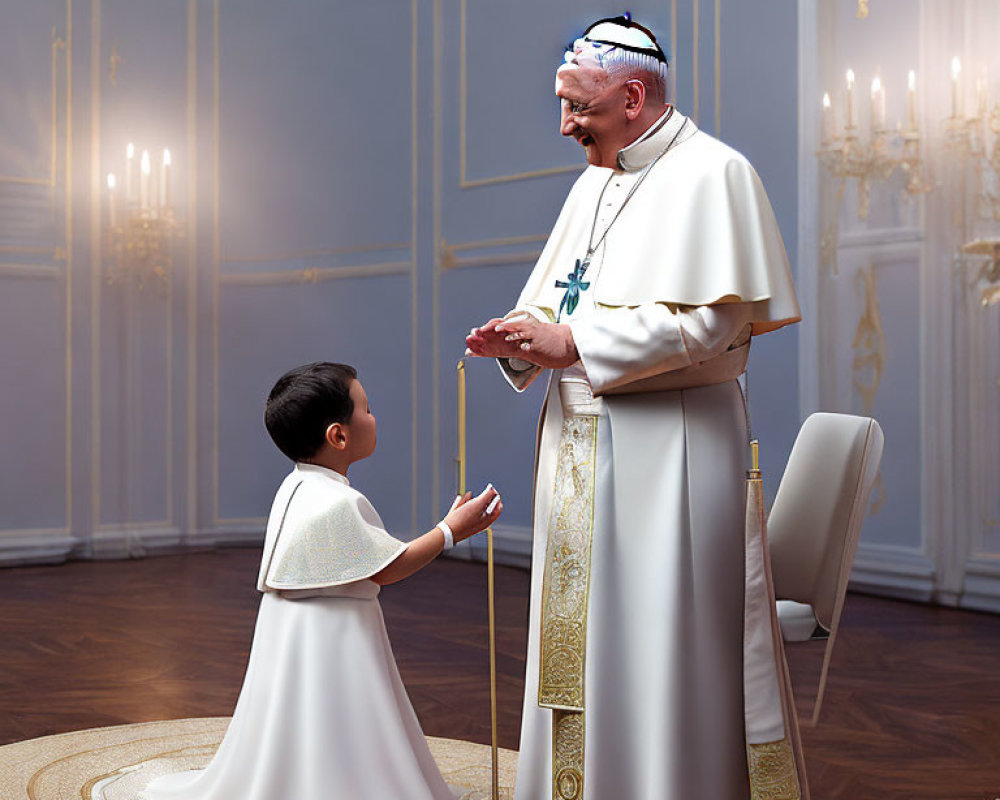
0, 549, 998, 800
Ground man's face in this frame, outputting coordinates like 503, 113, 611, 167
556, 39, 627, 168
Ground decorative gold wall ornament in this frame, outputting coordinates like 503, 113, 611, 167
852, 265, 887, 513
961, 238, 1000, 306
945, 103, 1000, 225
109, 43, 121, 87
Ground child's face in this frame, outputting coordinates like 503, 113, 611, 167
344, 379, 377, 461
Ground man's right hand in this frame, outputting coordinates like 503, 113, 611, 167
465, 316, 526, 360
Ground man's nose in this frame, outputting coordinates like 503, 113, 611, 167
559, 106, 578, 136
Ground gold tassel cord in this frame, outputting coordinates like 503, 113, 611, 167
457, 360, 500, 800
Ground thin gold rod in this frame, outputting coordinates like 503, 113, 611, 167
487, 524, 499, 800
457, 359, 499, 800
457, 361, 467, 495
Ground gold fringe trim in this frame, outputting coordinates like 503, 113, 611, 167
747, 738, 801, 800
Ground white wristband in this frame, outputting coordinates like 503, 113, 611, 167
437, 521, 455, 550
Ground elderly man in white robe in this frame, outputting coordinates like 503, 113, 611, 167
466, 15, 806, 800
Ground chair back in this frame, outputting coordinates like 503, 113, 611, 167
769, 412, 884, 629
767, 412, 884, 725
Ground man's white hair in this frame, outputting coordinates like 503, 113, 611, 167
600, 48, 668, 101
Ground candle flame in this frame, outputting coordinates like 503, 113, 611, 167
163, 148, 172, 167
846, 68, 855, 89
871, 76, 882, 96
107, 172, 116, 190
140, 149, 151, 175
908, 69, 916, 91
822, 92, 831, 109
952, 57, 961, 80
127, 142, 135, 159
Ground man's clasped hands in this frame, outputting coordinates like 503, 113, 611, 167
465, 312, 580, 370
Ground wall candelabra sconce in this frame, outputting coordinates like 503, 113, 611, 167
104, 143, 177, 290
817, 69, 931, 221
943, 57, 1000, 225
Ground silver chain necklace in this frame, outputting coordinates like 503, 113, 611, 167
583, 117, 688, 271
556, 119, 687, 321
554, 117, 688, 321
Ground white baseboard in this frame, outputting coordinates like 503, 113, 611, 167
87, 524, 185, 558
959, 555, 1000, 613
849, 542, 936, 602
0, 528, 78, 566
200, 520, 266, 548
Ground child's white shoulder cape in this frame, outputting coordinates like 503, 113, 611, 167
256, 463, 407, 592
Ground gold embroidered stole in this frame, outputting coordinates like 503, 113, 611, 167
538, 414, 598, 800
743, 450, 807, 800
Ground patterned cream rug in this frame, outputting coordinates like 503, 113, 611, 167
0, 718, 518, 800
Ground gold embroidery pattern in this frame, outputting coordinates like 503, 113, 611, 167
552, 710, 585, 800
538, 415, 598, 711
538, 415, 597, 800
747, 738, 801, 800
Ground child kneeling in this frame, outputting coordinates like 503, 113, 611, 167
141, 362, 502, 800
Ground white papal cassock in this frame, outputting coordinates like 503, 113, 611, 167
501, 108, 804, 800
139, 464, 455, 800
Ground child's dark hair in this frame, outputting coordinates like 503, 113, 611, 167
264, 362, 358, 462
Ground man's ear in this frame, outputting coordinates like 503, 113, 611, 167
325, 422, 348, 451
624, 79, 646, 120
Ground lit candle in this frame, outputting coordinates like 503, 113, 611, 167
977, 72, 988, 117
846, 69, 855, 128
140, 149, 151, 210
952, 56, 962, 117
107, 172, 117, 230
870, 76, 885, 132
125, 142, 135, 205
822, 92, 834, 144
907, 70, 917, 131
161, 149, 172, 213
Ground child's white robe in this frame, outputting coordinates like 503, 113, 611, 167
140, 464, 455, 800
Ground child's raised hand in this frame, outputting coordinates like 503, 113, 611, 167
443, 484, 503, 543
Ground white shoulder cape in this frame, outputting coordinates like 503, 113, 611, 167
517, 112, 800, 335
256, 464, 406, 592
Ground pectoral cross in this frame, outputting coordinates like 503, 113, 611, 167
555, 257, 591, 320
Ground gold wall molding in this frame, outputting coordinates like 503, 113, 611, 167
457, 0, 583, 189
210, 0, 421, 530
186, 0, 198, 537
852, 263, 887, 514
0, 27, 64, 187
692, 0, 699, 123
714, 0, 721, 135
0, 263, 62, 279
219, 260, 412, 287
440, 234, 545, 271
0, 245, 59, 256
89, 0, 178, 537
0, 0, 75, 543
220, 241, 409, 265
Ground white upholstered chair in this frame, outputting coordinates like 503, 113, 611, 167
767, 412, 885, 725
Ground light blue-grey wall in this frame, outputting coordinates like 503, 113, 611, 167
0, 0, 801, 563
